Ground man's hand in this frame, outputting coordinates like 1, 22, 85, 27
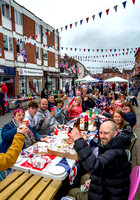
17, 127, 28, 136
84, 97, 88, 101
62, 106, 67, 110
62, 95, 67, 100
70, 127, 82, 141
85, 179, 91, 190
40, 137, 48, 142
50, 109, 55, 117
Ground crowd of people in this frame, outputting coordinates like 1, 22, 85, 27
0, 80, 139, 200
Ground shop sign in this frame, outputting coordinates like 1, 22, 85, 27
19, 68, 43, 76
0, 66, 15, 75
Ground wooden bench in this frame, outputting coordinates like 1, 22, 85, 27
0, 170, 62, 200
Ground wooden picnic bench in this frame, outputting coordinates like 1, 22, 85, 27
0, 170, 62, 200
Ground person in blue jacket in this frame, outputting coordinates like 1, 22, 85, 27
0, 108, 47, 153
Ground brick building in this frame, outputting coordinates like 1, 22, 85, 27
0, 0, 60, 97
132, 47, 140, 81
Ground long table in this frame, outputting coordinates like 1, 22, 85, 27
12, 155, 76, 182
0, 170, 62, 200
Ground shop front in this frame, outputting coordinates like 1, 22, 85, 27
18, 68, 43, 96
0, 66, 15, 97
44, 71, 59, 91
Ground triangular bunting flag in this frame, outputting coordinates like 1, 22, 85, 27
114, 5, 118, 12
70, 24, 72, 29
75, 22, 78, 27
132, 0, 135, 4
106, 9, 109, 15
86, 17, 89, 23
65, 25, 68, 30
61, 27, 63, 31
99, 12, 102, 18
122, 1, 127, 9
92, 15, 95, 21
80, 19, 83, 25
75, 48, 77, 51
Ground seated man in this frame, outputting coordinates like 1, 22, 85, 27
35, 98, 59, 136
25, 100, 38, 128
0, 91, 5, 115
48, 94, 55, 112
85, 93, 95, 109
68, 121, 131, 200
48, 94, 67, 112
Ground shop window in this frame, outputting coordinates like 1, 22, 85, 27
43, 27, 47, 38
43, 49, 48, 60
3, 35, 13, 51
14, 10, 22, 25
19, 76, 26, 95
16, 40, 24, 53
2, 3, 11, 19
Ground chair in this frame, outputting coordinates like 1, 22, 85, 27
127, 132, 137, 153
128, 166, 140, 200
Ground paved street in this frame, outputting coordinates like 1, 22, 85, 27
0, 95, 140, 199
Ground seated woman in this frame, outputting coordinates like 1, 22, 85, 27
102, 99, 117, 113
54, 99, 67, 124
0, 108, 47, 153
121, 102, 137, 128
68, 96, 82, 120
112, 109, 134, 139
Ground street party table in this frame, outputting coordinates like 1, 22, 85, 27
12, 111, 106, 185
11, 96, 36, 108
12, 142, 79, 184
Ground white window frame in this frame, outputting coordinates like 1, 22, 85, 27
14, 10, 22, 25
16, 40, 24, 53
55, 34, 58, 49
3, 35, 13, 52
1, 3, 11, 19
35, 23, 40, 35
36, 47, 41, 60
43, 49, 48, 60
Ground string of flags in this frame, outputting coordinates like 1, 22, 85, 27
61, 47, 138, 53
15, 0, 136, 45
55, 0, 136, 32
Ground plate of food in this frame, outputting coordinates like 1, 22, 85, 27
48, 166, 65, 175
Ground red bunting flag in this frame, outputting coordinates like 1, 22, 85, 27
132, 0, 135, 4
36, 35, 38, 38
45, 32, 47, 36
86, 17, 89, 23
106, 9, 109, 15
84, 49, 86, 52
56, 29, 58, 33
70, 24, 72, 29
70, 48, 72, 51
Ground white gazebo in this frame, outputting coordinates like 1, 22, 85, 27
104, 76, 128, 83
81, 75, 98, 83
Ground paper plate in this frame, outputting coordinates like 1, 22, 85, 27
16, 156, 23, 163
48, 166, 65, 175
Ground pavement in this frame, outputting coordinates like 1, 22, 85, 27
0, 95, 140, 199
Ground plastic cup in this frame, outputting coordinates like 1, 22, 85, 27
51, 107, 55, 111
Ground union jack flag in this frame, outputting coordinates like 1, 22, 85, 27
71, 65, 76, 73
69, 90, 75, 107
20, 47, 27, 63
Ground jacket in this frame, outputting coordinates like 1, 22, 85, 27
0, 133, 25, 171
0, 121, 42, 153
74, 133, 131, 200
123, 112, 137, 128
54, 106, 65, 124
128, 84, 140, 96
35, 109, 59, 136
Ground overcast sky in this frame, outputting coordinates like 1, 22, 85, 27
15, 0, 140, 73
